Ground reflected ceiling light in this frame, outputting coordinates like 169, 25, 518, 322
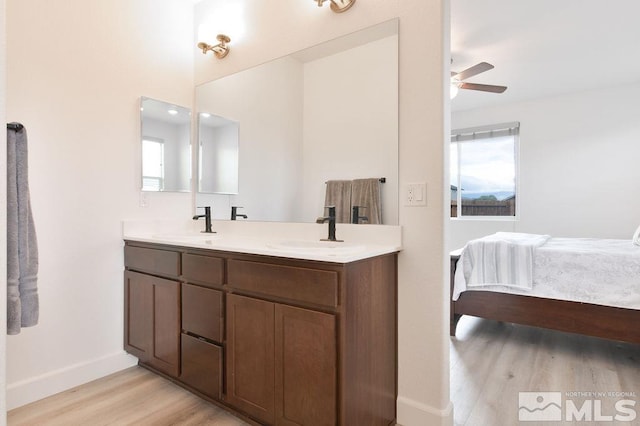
168, 109, 178, 115
197, 34, 231, 59
200, 113, 211, 118
314, 0, 356, 13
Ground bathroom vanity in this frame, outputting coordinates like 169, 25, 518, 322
123, 232, 398, 426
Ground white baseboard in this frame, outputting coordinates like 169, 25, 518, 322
397, 396, 453, 426
7, 351, 138, 411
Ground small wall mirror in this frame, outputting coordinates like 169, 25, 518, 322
140, 97, 191, 192
198, 113, 239, 194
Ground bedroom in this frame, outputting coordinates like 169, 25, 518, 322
449, 0, 640, 424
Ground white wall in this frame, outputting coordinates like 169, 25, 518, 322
301, 35, 399, 224
195, 1, 451, 425
5, 0, 194, 409
450, 82, 640, 249
196, 56, 304, 222
199, 123, 239, 194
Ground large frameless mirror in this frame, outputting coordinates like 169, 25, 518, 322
195, 19, 399, 223
140, 97, 191, 192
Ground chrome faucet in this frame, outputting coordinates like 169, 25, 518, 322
193, 206, 215, 233
351, 205, 369, 224
316, 206, 343, 242
231, 206, 248, 220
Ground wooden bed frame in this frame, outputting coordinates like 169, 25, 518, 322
450, 251, 640, 345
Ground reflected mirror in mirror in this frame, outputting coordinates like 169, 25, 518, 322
198, 113, 239, 194
195, 19, 399, 224
140, 97, 191, 192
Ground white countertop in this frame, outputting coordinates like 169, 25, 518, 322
122, 219, 402, 263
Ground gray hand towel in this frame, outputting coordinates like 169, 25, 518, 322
324, 180, 352, 223
7, 123, 39, 335
351, 178, 382, 224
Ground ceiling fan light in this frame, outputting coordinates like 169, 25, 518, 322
450, 82, 460, 99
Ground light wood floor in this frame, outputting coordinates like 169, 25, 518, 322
451, 316, 640, 426
8, 319, 640, 426
7, 367, 250, 426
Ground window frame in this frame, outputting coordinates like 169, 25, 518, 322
450, 122, 520, 221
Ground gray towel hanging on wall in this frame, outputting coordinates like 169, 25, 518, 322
7, 122, 39, 335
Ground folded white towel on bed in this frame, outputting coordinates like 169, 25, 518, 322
462, 232, 550, 290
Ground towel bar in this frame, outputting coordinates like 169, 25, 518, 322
7, 122, 24, 131
325, 177, 386, 184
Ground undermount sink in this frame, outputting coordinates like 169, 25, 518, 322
267, 240, 366, 256
152, 233, 221, 244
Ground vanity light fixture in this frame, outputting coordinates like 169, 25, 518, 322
197, 34, 231, 59
314, 0, 356, 13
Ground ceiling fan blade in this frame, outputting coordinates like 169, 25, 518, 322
460, 82, 507, 93
455, 62, 494, 81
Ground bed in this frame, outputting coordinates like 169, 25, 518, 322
450, 232, 640, 344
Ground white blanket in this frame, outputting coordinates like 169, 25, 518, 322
462, 232, 550, 290
453, 236, 640, 310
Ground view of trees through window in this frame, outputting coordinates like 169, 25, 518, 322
450, 124, 518, 218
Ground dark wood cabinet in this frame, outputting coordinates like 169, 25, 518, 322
124, 270, 180, 377
182, 284, 223, 343
181, 283, 224, 400
225, 294, 276, 424
225, 294, 337, 426
124, 241, 397, 426
275, 303, 336, 426
181, 333, 222, 399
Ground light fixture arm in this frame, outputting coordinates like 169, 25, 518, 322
197, 34, 231, 59
314, 0, 356, 13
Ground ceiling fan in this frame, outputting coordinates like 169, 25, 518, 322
450, 62, 507, 99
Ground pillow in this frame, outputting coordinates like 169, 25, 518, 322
633, 225, 640, 246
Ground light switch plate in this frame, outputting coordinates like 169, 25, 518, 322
405, 183, 427, 206
140, 192, 149, 208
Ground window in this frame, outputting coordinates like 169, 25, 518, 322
450, 122, 519, 218
142, 138, 165, 191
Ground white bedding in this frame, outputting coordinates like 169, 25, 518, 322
453, 235, 640, 310
463, 232, 550, 290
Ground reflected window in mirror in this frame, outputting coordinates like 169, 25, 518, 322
140, 97, 191, 192
198, 113, 239, 194
142, 137, 164, 191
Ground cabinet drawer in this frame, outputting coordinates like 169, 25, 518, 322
182, 284, 223, 342
182, 253, 224, 288
227, 260, 338, 308
124, 245, 180, 277
180, 334, 222, 400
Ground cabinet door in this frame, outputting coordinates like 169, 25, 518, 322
124, 271, 180, 378
149, 275, 181, 377
275, 304, 337, 426
225, 294, 275, 425
124, 271, 153, 361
